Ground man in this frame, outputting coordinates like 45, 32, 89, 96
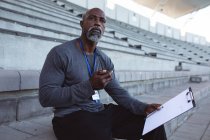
39, 8, 167, 140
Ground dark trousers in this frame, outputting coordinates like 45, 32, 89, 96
52, 104, 167, 140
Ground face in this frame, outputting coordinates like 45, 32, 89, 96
80, 8, 106, 43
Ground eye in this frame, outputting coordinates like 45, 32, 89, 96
86, 15, 106, 24
100, 18, 106, 23
87, 15, 95, 21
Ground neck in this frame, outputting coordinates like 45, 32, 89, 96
80, 36, 97, 54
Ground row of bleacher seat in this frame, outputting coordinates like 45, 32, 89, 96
0, 0, 166, 71
107, 21, 210, 65
0, 0, 146, 54
0, 0, 210, 71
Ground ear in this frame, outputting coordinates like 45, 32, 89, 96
80, 21, 83, 27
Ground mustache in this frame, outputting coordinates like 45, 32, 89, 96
88, 26, 102, 35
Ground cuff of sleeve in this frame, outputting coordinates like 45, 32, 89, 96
140, 102, 148, 114
133, 100, 148, 115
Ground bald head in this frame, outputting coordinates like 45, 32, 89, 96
80, 8, 106, 43
82, 8, 106, 22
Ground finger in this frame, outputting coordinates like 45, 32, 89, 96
94, 70, 105, 75
105, 77, 112, 83
101, 76, 112, 84
97, 70, 107, 75
99, 72, 112, 80
152, 104, 161, 109
98, 70, 113, 76
104, 79, 112, 87
153, 104, 163, 111
147, 104, 159, 113
105, 72, 112, 79
109, 70, 113, 75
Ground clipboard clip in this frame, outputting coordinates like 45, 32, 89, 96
186, 87, 196, 107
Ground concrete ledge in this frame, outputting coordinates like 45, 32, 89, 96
0, 69, 210, 92
0, 97, 17, 124
116, 71, 192, 83
0, 91, 53, 124
0, 69, 209, 125
0, 70, 20, 92
0, 70, 40, 92
19, 70, 40, 90
17, 93, 52, 121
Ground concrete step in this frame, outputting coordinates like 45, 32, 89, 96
169, 96, 210, 140
0, 0, 80, 28
133, 81, 210, 137
0, 70, 194, 124
0, 81, 210, 140
0, 1, 132, 48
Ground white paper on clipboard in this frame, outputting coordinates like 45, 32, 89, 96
142, 87, 196, 135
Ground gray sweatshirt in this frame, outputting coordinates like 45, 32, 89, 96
39, 38, 148, 117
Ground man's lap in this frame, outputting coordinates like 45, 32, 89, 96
52, 104, 145, 140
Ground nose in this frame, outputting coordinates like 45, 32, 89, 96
94, 17, 101, 26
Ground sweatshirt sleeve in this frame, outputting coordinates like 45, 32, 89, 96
105, 73, 148, 115
39, 48, 95, 107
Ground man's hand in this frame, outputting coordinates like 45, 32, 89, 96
144, 103, 162, 116
89, 70, 113, 90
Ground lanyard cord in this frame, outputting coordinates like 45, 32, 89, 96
79, 38, 97, 77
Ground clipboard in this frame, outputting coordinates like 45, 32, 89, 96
142, 87, 196, 135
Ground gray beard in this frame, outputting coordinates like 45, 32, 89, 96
86, 27, 102, 43
87, 34, 101, 43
